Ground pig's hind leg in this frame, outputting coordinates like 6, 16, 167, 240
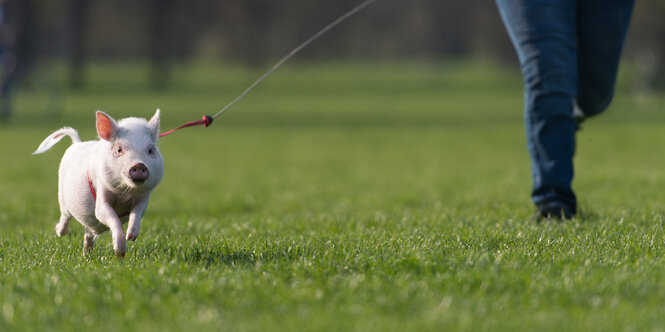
83, 228, 97, 256
55, 212, 72, 236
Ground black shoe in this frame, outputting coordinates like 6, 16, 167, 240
531, 201, 575, 222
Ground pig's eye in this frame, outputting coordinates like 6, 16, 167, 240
148, 146, 156, 156
113, 144, 124, 157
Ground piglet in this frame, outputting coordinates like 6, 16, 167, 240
33, 110, 164, 257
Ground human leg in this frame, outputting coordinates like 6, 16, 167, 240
575, 0, 635, 117
496, 0, 579, 214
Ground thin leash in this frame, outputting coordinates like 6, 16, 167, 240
159, 0, 378, 138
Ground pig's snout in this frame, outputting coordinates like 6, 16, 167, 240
128, 163, 149, 183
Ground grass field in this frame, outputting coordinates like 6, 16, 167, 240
2, 61, 665, 331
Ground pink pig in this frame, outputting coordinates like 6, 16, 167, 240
33, 110, 164, 257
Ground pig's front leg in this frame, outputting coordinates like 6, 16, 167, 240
95, 192, 126, 257
126, 197, 149, 241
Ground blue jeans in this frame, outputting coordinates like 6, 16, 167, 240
495, 0, 634, 212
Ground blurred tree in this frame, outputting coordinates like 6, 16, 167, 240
241, 0, 274, 66
1, 0, 36, 120
0, 0, 662, 91
67, 0, 90, 90
147, 0, 174, 90
628, 1, 665, 91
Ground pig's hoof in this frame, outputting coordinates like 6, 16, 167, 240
115, 249, 126, 258
126, 230, 139, 241
113, 235, 127, 258
114, 241, 127, 258
83, 243, 94, 257
55, 223, 69, 236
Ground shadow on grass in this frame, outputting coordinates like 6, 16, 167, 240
144, 241, 313, 268
183, 247, 260, 268
575, 209, 599, 223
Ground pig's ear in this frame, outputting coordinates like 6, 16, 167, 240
96, 111, 118, 141
148, 109, 161, 140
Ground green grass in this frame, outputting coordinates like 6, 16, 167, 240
2, 61, 665, 331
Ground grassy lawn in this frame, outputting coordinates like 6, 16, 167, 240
1, 61, 665, 331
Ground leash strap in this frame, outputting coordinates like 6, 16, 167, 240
211, 0, 378, 121
159, 115, 213, 137
158, 0, 377, 138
